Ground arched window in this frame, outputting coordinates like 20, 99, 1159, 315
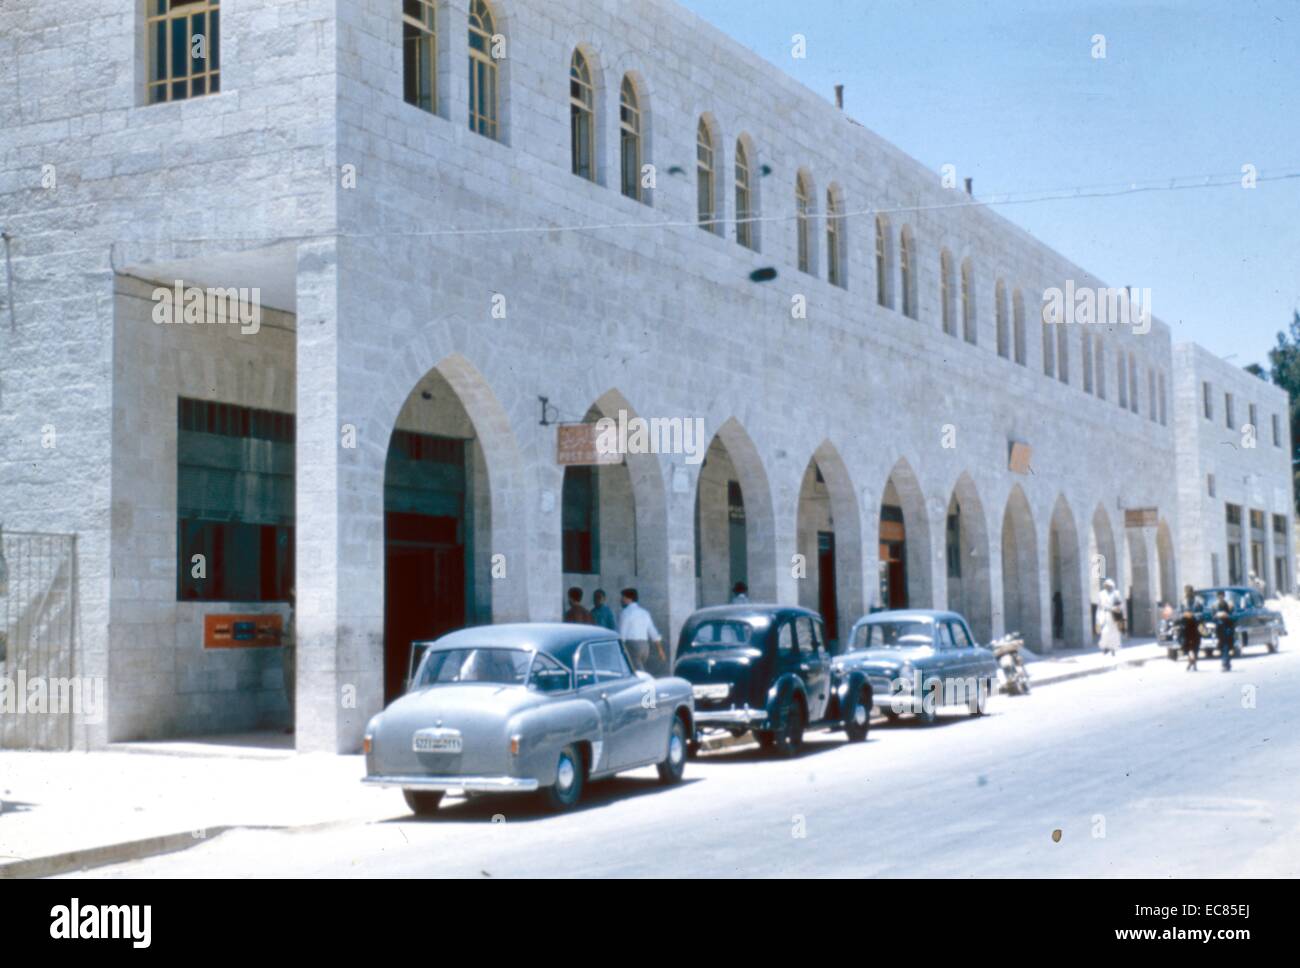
619, 75, 642, 201
403, 0, 437, 113
795, 172, 812, 273
1082, 329, 1094, 392
827, 188, 845, 287
697, 118, 717, 233
1128, 351, 1139, 412
940, 249, 954, 335
735, 138, 754, 249
1012, 288, 1026, 364
995, 279, 1009, 357
1118, 352, 1128, 408
468, 0, 499, 139
960, 259, 975, 343
900, 227, 916, 317
875, 216, 890, 307
569, 49, 595, 181
1042, 302, 1056, 377
1096, 337, 1107, 399
1056, 323, 1069, 383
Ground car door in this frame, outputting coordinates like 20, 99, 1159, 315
946, 619, 984, 703
795, 615, 831, 722
931, 621, 961, 706
590, 639, 658, 768
773, 617, 801, 705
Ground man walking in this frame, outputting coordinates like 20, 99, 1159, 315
1096, 578, 1124, 657
618, 587, 664, 674
1179, 584, 1202, 671
563, 586, 594, 625
1213, 590, 1236, 672
590, 588, 617, 631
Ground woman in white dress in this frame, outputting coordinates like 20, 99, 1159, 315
1097, 578, 1124, 655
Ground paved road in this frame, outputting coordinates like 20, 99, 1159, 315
79, 649, 1300, 877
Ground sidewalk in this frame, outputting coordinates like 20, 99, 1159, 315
0, 636, 1193, 878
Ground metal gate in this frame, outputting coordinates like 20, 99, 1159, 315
0, 530, 78, 750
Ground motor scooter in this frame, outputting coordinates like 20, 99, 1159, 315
991, 632, 1030, 695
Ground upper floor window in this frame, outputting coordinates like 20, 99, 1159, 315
1248, 402, 1258, 434
147, 0, 221, 104
960, 259, 975, 343
1012, 289, 1026, 365
1118, 353, 1129, 408
1224, 392, 1235, 429
1203, 381, 1213, 419
619, 76, 643, 202
735, 138, 754, 249
827, 188, 846, 288
468, 0, 500, 140
1273, 413, 1282, 447
1128, 352, 1138, 413
1056, 324, 1069, 384
1158, 371, 1167, 425
1148, 369, 1157, 420
1041, 305, 1056, 377
697, 118, 718, 233
795, 172, 813, 273
569, 49, 595, 181
875, 216, 891, 307
1082, 330, 1094, 393
1095, 337, 1107, 399
899, 226, 916, 317
994, 279, 1009, 358
403, 0, 437, 114
940, 250, 955, 336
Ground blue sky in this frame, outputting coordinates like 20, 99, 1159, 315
679, 0, 1300, 368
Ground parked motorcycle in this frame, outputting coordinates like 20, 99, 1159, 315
991, 632, 1030, 695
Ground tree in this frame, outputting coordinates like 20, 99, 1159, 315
1258, 311, 1300, 514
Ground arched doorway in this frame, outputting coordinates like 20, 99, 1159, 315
1157, 518, 1177, 606
1048, 496, 1084, 649
560, 390, 669, 635
879, 458, 932, 610
694, 419, 776, 605
1124, 528, 1155, 636
945, 473, 993, 642
1000, 485, 1042, 650
383, 368, 492, 702
795, 442, 863, 644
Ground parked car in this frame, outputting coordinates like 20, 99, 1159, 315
362, 624, 695, 814
838, 610, 999, 724
1159, 587, 1285, 660
673, 604, 874, 757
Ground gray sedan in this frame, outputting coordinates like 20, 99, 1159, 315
363, 624, 695, 813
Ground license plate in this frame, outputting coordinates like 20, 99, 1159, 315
413, 729, 462, 754
693, 684, 730, 701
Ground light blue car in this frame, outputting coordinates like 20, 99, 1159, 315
834, 610, 999, 724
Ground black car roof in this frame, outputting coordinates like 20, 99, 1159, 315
683, 603, 822, 625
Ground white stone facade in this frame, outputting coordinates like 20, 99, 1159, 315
0, 0, 1291, 753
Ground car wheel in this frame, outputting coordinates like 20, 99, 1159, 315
1269, 630, 1279, 653
402, 789, 444, 816
772, 699, 805, 758
540, 744, 584, 812
968, 679, 988, 717
884, 709, 902, 723
754, 730, 776, 749
917, 680, 939, 726
657, 716, 688, 784
844, 690, 871, 742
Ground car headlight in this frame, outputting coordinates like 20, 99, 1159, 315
897, 663, 915, 691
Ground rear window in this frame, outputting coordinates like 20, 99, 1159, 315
688, 620, 754, 648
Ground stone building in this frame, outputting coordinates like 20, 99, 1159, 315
0, 0, 1291, 753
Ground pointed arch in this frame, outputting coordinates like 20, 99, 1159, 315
1048, 495, 1084, 648
694, 418, 777, 605
880, 457, 934, 609
1001, 484, 1042, 650
946, 472, 993, 641
795, 441, 863, 642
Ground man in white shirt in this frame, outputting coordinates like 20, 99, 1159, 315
618, 587, 664, 674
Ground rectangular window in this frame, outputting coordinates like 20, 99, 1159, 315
1225, 392, 1234, 430
1228, 543, 1243, 585
1274, 514, 1288, 536
1273, 413, 1282, 447
1207, 474, 1215, 497
1211, 552, 1221, 586
1249, 403, 1258, 434
177, 397, 295, 602
1158, 371, 1167, 425
1250, 509, 1265, 531
1226, 503, 1242, 527
1203, 381, 1213, 420
147, 0, 221, 105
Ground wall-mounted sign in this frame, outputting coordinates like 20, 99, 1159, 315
1008, 441, 1032, 475
204, 613, 283, 649
1124, 508, 1158, 528
556, 422, 623, 466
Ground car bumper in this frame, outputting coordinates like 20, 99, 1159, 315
693, 707, 771, 728
363, 774, 540, 793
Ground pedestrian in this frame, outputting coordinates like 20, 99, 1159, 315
1249, 570, 1266, 598
730, 581, 749, 603
1213, 591, 1236, 672
1179, 584, 1202, 671
1096, 578, 1124, 657
590, 588, 617, 631
282, 586, 296, 734
618, 587, 664, 674
563, 586, 594, 625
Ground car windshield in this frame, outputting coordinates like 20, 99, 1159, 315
1195, 590, 1243, 610
688, 620, 755, 649
416, 647, 532, 687
851, 620, 934, 650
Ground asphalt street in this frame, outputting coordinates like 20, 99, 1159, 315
77, 648, 1300, 877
